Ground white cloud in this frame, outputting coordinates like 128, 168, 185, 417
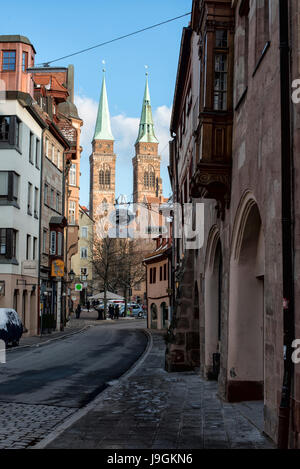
74, 94, 172, 204
75, 94, 171, 160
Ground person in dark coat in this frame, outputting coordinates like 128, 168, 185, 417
114, 304, 120, 320
109, 304, 114, 320
86, 301, 90, 312
97, 306, 103, 320
75, 304, 81, 319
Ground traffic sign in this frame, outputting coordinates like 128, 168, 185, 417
75, 284, 83, 292
51, 260, 64, 277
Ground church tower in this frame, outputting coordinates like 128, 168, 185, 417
133, 74, 162, 204
90, 71, 116, 219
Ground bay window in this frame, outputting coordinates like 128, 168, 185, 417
0, 171, 19, 206
0, 116, 21, 149
0, 229, 17, 260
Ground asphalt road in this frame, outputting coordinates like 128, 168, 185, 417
0, 322, 147, 409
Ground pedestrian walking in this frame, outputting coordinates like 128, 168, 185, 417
75, 304, 81, 319
109, 304, 114, 320
114, 304, 120, 320
97, 306, 104, 320
87, 300, 90, 312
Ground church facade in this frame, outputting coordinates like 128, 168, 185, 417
90, 72, 162, 220
89, 72, 164, 304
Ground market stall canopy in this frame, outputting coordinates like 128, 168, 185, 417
88, 291, 124, 301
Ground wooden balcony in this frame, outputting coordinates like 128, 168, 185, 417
190, 114, 232, 220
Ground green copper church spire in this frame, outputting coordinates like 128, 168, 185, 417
93, 67, 114, 141
136, 72, 158, 144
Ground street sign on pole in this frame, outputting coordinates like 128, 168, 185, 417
51, 260, 64, 277
75, 284, 83, 292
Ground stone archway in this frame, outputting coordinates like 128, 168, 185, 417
227, 194, 265, 401
204, 227, 223, 380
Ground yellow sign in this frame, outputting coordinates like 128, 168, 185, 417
51, 260, 64, 277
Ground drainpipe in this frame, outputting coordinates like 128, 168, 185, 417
171, 135, 179, 315
277, 0, 295, 449
37, 132, 44, 336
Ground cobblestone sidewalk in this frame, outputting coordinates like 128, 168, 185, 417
44, 332, 275, 450
0, 402, 76, 449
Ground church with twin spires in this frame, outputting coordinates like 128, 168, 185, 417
89, 71, 163, 220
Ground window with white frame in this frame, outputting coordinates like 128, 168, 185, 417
45, 138, 49, 158
50, 231, 56, 255
81, 267, 88, 280
34, 187, 38, 218
27, 183, 32, 215
81, 226, 88, 238
44, 183, 48, 205
69, 201, 76, 225
57, 150, 61, 170
50, 188, 54, 208
213, 53, 228, 111
80, 247, 88, 259
56, 192, 60, 213
36, 139, 40, 168
33, 237, 37, 260
43, 229, 47, 253
51, 144, 56, 164
29, 132, 34, 164
69, 164, 76, 186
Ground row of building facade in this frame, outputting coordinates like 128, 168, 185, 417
0, 35, 82, 335
165, 0, 300, 448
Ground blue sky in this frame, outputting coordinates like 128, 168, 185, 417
3, 0, 192, 206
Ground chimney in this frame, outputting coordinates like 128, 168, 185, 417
67, 65, 74, 103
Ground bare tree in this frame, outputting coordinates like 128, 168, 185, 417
91, 236, 121, 316
114, 239, 148, 314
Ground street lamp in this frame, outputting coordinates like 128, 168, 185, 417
69, 269, 75, 283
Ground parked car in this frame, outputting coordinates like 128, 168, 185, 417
129, 304, 144, 318
0, 309, 23, 346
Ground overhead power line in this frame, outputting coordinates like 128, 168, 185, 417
38, 12, 191, 66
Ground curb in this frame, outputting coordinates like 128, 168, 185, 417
32, 328, 153, 450
7, 326, 91, 353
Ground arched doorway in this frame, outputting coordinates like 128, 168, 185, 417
204, 231, 223, 380
227, 198, 264, 401
160, 302, 168, 329
150, 303, 157, 329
